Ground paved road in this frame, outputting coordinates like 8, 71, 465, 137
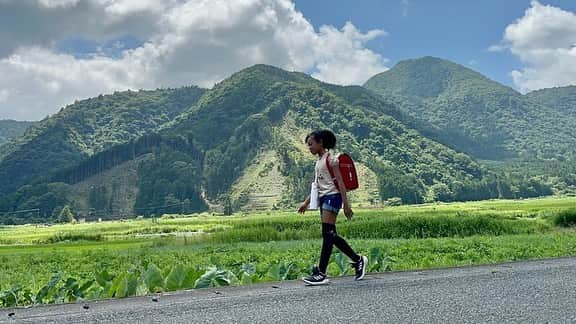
2, 257, 576, 323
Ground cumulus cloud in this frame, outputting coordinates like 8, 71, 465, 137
0, 0, 388, 120
0, 47, 149, 120
496, 1, 576, 92
311, 22, 388, 85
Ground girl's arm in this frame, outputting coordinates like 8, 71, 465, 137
298, 195, 310, 214
330, 159, 353, 219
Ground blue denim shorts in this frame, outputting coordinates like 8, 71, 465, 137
319, 193, 342, 214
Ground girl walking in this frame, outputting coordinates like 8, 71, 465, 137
298, 130, 367, 285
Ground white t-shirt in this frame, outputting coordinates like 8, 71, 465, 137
315, 151, 340, 197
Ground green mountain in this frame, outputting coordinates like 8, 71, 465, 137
0, 87, 205, 196
163, 65, 494, 202
364, 56, 576, 161
0, 65, 554, 224
0, 120, 33, 147
525, 85, 576, 114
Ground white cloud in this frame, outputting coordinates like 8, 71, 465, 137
311, 22, 388, 85
36, 0, 80, 8
487, 44, 505, 52
496, 1, 576, 92
0, 0, 388, 120
0, 47, 147, 120
400, 0, 410, 17
0, 89, 13, 103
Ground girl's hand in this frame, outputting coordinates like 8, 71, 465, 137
343, 204, 354, 220
298, 202, 309, 214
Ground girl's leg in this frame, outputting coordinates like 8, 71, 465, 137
318, 210, 337, 274
323, 211, 360, 262
318, 211, 361, 274
333, 230, 360, 262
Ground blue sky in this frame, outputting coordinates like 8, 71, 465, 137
294, 0, 576, 87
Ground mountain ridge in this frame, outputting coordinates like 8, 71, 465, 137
0, 62, 558, 223
364, 56, 576, 161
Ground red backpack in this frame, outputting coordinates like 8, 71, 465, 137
326, 152, 359, 191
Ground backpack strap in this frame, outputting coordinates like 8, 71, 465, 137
325, 152, 340, 190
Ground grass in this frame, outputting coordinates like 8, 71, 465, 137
3, 196, 571, 245
3, 231, 576, 292
204, 213, 549, 243
1, 196, 576, 307
552, 208, 576, 227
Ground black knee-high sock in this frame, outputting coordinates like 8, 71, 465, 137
334, 234, 360, 262
319, 223, 336, 274
327, 224, 360, 262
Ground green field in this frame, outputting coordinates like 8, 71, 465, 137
1, 196, 576, 307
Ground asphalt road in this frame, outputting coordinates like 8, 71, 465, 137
2, 257, 576, 324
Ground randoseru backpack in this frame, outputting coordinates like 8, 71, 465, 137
326, 152, 359, 191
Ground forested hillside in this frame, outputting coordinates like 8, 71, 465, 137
0, 87, 205, 196
0, 64, 558, 224
0, 120, 33, 147
364, 57, 576, 161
